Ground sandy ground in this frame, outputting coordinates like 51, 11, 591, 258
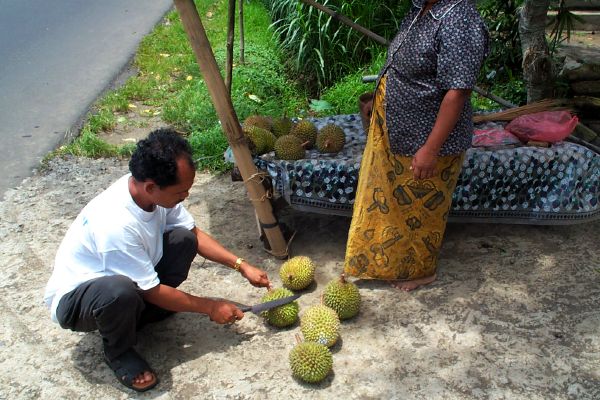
0, 154, 598, 400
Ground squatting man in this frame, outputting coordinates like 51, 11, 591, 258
44, 128, 271, 392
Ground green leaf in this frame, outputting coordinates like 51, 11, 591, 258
309, 99, 332, 112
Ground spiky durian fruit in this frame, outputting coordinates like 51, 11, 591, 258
244, 126, 276, 155
289, 340, 333, 383
280, 256, 315, 291
260, 287, 299, 328
323, 274, 361, 320
316, 124, 346, 154
290, 119, 317, 149
272, 116, 294, 138
274, 135, 305, 160
243, 115, 272, 132
300, 304, 340, 347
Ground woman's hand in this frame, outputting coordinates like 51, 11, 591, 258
240, 263, 271, 288
411, 89, 469, 180
411, 145, 438, 180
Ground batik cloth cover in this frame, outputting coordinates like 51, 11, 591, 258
248, 119, 599, 225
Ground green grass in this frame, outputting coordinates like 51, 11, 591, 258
60, 126, 120, 158
319, 51, 385, 116
187, 124, 230, 171
53, 0, 309, 172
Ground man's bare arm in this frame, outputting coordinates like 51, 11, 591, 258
142, 284, 243, 324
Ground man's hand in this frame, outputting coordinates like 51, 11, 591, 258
411, 145, 438, 180
240, 263, 271, 288
208, 300, 244, 324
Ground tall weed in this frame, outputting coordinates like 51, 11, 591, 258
264, 0, 410, 93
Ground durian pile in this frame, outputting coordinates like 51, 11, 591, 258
258, 255, 361, 384
241, 115, 347, 160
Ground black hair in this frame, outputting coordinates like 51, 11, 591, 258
129, 128, 195, 188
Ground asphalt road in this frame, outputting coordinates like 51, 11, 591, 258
0, 0, 173, 198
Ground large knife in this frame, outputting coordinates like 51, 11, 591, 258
239, 293, 300, 315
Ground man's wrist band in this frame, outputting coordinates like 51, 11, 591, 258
233, 257, 245, 272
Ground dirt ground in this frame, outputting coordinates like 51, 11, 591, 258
0, 153, 598, 400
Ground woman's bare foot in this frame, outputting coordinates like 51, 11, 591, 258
390, 273, 436, 291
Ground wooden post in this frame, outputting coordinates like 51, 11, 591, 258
173, 0, 288, 258
225, 0, 235, 94
238, 0, 245, 64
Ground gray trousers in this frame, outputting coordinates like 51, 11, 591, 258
56, 227, 198, 361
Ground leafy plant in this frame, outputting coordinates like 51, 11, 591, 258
476, 0, 525, 105
264, 0, 410, 93
472, 77, 526, 111
309, 99, 333, 113
547, 0, 585, 54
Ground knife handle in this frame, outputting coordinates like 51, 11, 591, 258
239, 305, 251, 312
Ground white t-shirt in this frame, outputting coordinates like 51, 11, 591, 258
44, 174, 195, 322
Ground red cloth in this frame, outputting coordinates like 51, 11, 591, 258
473, 127, 521, 148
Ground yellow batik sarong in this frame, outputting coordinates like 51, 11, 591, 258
344, 77, 465, 281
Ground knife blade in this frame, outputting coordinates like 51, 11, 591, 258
240, 293, 300, 315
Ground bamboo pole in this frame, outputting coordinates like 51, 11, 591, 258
472, 86, 517, 109
173, 0, 287, 258
299, 0, 388, 46
299, 0, 515, 109
238, 0, 245, 64
225, 0, 235, 94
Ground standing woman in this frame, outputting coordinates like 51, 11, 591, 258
344, 0, 489, 290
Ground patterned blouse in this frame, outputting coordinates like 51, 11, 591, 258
379, 0, 489, 156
